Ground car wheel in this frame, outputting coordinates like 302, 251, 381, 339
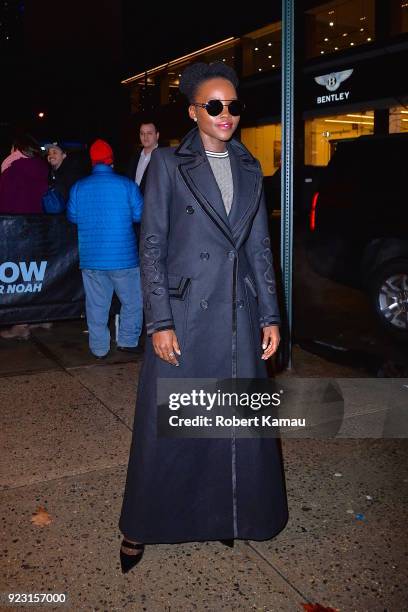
369, 259, 408, 341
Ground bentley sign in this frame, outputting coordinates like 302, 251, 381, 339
314, 69, 353, 105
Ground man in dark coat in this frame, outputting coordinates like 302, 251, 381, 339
46, 142, 91, 202
127, 121, 159, 194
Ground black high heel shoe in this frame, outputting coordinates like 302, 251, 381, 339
219, 539, 234, 548
120, 539, 145, 574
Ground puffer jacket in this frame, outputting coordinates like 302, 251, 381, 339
67, 164, 143, 270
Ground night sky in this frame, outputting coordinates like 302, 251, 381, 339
122, 3, 279, 75
1, 1, 279, 152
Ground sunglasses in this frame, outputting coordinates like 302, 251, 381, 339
193, 99, 245, 117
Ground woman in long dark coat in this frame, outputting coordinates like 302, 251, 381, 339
119, 62, 288, 572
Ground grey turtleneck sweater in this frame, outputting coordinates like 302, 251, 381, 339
205, 150, 233, 216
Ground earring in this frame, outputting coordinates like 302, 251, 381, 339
193, 117, 197, 122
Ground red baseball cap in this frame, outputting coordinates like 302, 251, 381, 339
89, 139, 113, 165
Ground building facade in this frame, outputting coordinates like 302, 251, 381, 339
121, 0, 408, 176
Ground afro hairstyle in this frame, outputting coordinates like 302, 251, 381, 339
179, 61, 239, 102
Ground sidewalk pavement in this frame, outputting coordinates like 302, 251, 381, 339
0, 320, 407, 611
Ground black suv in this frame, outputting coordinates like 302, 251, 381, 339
307, 133, 408, 340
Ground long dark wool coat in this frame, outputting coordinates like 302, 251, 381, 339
119, 127, 289, 543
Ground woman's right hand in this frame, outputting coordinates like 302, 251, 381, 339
152, 330, 181, 366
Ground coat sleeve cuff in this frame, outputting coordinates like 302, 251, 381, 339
146, 319, 175, 336
259, 315, 281, 328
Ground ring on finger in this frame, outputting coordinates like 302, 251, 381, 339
168, 352, 175, 358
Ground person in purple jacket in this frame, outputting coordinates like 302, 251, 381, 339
0, 135, 49, 340
0, 135, 48, 214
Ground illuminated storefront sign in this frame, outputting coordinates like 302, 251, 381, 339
314, 69, 353, 105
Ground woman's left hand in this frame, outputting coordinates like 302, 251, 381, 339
261, 325, 280, 360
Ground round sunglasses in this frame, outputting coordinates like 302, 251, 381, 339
193, 99, 245, 117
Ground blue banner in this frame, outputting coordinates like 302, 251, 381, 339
0, 215, 84, 324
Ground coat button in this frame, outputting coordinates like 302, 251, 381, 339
200, 299, 209, 310
186, 206, 195, 214
152, 287, 165, 295
237, 299, 244, 309
200, 252, 210, 260
228, 250, 236, 260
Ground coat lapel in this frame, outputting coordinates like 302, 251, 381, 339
176, 128, 263, 248
176, 128, 234, 245
227, 139, 264, 249
185, 160, 230, 228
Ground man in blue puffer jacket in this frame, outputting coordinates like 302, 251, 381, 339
67, 139, 143, 358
